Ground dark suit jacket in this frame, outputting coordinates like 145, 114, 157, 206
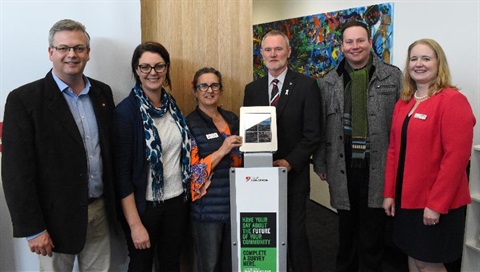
243, 69, 322, 193
1, 71, 116, 254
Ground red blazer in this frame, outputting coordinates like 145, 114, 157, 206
384, 88, 475, 214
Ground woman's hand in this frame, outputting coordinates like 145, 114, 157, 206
130, 222, 151, 250
195, 173, 213, 199
218, 135, 242, 157
121, 193, 150, 249
383, 198, 395, 217
423, 207, 440, 226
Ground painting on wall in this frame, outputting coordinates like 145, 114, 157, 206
252, 3, 394, 79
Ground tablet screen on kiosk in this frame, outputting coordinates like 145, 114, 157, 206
239, 106, 277, 153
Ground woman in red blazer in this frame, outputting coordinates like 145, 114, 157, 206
383, 39, 476, 271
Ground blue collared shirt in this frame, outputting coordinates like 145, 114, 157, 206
27, 72, 104, 241
52, 71, 104, 198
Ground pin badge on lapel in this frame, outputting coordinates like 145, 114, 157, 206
286, 82, 292, 95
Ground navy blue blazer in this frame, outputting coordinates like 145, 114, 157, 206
113, 90, 150, 214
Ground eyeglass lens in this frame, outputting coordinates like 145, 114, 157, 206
197, 83, 221, 92
138, 64, 167, 74
52, 45, 87, 53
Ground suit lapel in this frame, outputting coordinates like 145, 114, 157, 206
258, 76, 270, 106
44, 73, 85, 147
275, 69, 296, 118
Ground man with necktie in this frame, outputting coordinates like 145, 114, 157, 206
243, 30, 322, 272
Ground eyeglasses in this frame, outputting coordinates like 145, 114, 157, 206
138, 63, 168, 74
51, 45, 88, 54
196, 83, 222, 92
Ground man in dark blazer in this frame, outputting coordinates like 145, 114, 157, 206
243, 30, 322, 272
2, 19, 116, 271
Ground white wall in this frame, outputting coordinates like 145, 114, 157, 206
0, 0, 140, 270
253, 0, 480, 209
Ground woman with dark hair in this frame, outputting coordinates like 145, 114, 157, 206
383, 39, 476, 272
113, 41, 191, 271
187, 67, 242, 271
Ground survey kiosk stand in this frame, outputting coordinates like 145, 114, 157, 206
230, 106, 288, 272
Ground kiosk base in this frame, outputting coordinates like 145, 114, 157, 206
230, 152, 287, 272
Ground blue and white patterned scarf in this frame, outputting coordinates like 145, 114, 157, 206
133, 84, 191, 202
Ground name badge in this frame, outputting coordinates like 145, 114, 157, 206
414, 113, 427, 120
206, 132, 219, 139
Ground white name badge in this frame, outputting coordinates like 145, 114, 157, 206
414, 113, 427, 120
206, 132, 219, 139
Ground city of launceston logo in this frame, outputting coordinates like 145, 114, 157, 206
245, 176, 268, 182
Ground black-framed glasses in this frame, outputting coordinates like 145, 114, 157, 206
138, 63, 168, 74
51, 45, 88, 54
196, 83, 222, 92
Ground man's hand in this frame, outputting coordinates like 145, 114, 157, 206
28, 231, 54, 257
319, 173, 327, 180
273, 159, 292, 172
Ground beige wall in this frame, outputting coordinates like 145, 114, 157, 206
141, 0, 253, 116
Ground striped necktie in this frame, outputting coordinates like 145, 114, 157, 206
270, 79, 280, 106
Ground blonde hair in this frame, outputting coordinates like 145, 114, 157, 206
400, 39, 457, 101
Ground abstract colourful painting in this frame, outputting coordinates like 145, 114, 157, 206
253, 3, 394, 79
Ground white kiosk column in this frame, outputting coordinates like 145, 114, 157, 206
230, 107, 288, 272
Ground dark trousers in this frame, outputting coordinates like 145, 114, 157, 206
287, 190, 312, 272
192, 221, 231, 272
123, 194, 189, 272
336, 167, 386, 272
